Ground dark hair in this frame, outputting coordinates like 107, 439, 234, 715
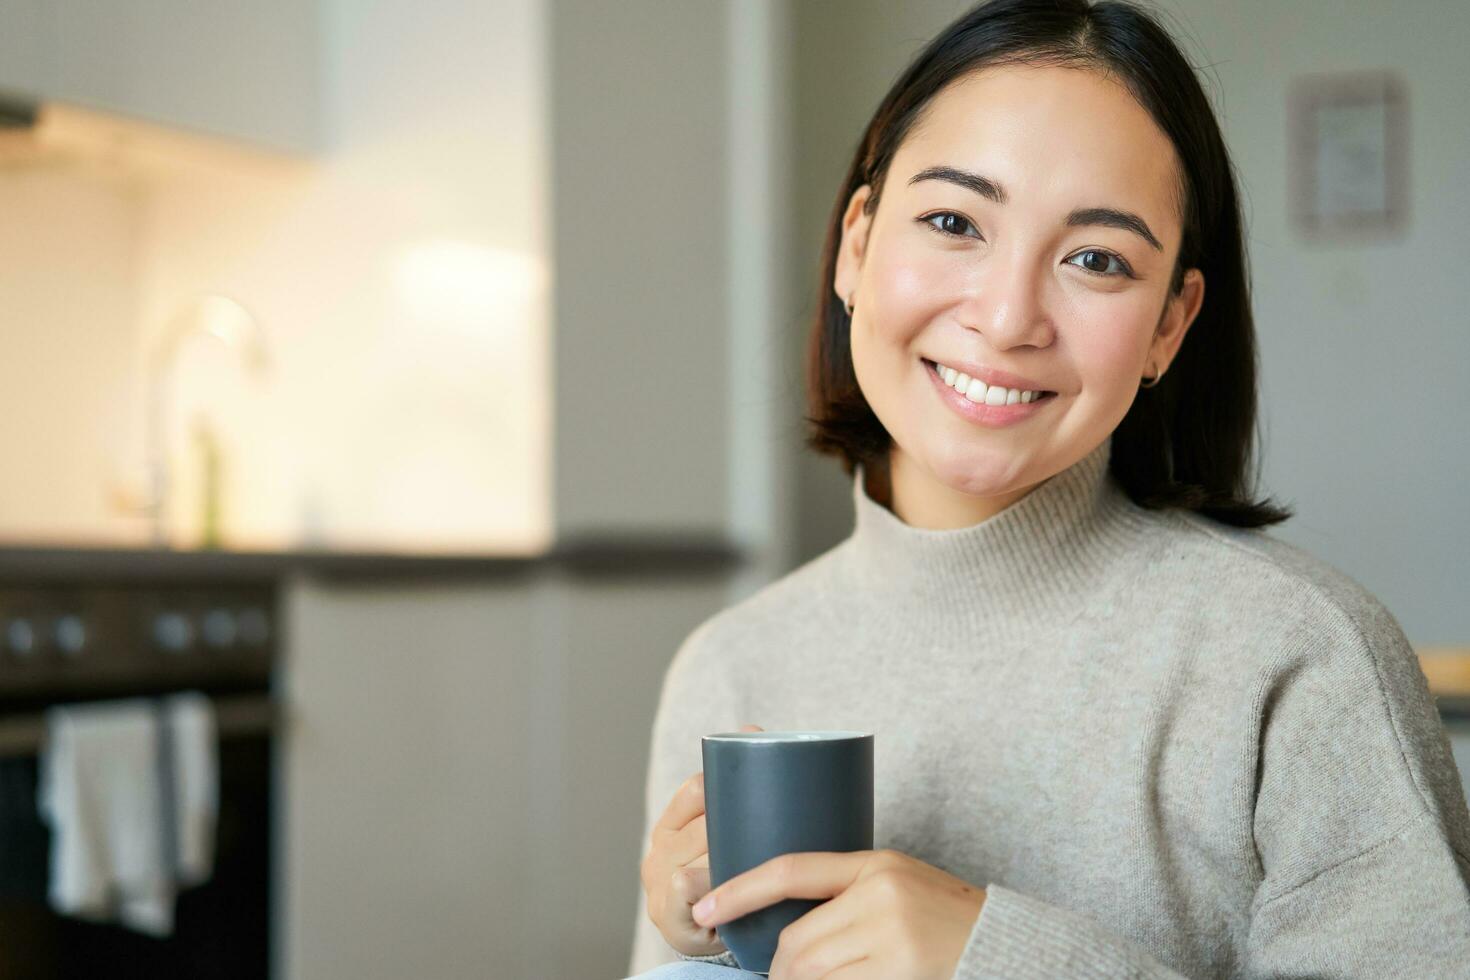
803, 0, 1292, 528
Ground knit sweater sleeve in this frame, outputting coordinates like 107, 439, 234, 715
627, 616, 748, 977
950, 594, 1470, 979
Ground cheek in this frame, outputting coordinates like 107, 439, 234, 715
1065, 295, 1159, 401
864, 242, 964, 345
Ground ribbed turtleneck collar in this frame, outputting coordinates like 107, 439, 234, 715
843, 436, 1157, 646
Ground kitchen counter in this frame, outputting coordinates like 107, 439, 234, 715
1420, 649, 1470, 721
0, 533, 742, 584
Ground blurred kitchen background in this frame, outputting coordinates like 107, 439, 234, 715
0, 0, 1465, 977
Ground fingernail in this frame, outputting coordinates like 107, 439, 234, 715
692, 894, 716, 924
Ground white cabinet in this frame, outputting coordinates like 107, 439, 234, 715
279, 570, 733, 979
0, 0, 322, 154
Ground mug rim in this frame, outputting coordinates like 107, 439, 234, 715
702, 730, 871, 742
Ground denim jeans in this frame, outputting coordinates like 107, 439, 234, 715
626, 962, 765, 980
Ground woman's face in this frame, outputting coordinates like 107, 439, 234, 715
834, 63, 1205, 528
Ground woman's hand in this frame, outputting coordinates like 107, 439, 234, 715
690, 848, 986, 980
639, 723, 765, 956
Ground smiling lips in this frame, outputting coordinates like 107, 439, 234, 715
923, 358, 1057, 428
924, 358, 1055, 406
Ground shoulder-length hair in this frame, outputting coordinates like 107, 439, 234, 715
804, 0, 1292, 528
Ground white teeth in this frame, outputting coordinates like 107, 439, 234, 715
930, 360, 1045, 405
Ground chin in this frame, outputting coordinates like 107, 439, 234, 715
925, 447, 1025, 498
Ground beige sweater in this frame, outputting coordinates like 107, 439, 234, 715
628, 436, 1470, 978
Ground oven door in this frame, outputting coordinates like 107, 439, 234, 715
0, 727, 274, 980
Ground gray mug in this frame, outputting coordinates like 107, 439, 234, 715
701, 731, 874, 975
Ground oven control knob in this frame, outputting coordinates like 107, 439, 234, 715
53, 614, 87, 657
153, 612, 194, 653
202, 608, 237, 649
5, 618, 37, 658
238, 607, 271, 646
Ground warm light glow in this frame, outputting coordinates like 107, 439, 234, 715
194, 294, 272, 374
390, 239, 548, 336
0, 21, 552, 554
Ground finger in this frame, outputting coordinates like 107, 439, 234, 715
816, 956, 872, 980
660, 867, 722, 948
669, 863, 713, 907
667, 863, 723, 952
766, 887, 857, 970
659, 727, 756, 843
667, 812, 710, 867
692, 851, 870, 928
771, 922, 869, 980
653, 772, 706, 836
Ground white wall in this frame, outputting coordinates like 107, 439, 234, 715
0, 0, 553, 555
1153, 0, 1469, 646
0, 162, 141, 543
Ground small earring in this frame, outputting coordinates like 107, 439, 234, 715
845, 295, 855, 316
1140, 360, 1163, 389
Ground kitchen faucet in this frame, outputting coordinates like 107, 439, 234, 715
144, 293, 271, 547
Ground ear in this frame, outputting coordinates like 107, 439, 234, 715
1150, 268, 1205, 375
833, 184, 874, 311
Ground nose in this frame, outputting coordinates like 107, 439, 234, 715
959, 247, 1056, 350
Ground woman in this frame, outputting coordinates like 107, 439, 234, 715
628, 1, 1470, 977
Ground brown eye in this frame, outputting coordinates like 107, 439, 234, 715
1067, 249, 1132, 278
921, 211, 981, 239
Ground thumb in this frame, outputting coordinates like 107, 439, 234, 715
738, 724, 764, 732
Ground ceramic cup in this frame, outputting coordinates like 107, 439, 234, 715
701, 730, 874, 975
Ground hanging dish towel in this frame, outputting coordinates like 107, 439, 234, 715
161, 691, 218, 889
36, 697, 171, 935
35, 692, 219, 937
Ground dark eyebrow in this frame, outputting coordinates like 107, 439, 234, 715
907, 165, 1164, 252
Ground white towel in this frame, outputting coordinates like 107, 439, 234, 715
36, 697, 171, 935
34, 692, 219, 937
162, 691, 218, 889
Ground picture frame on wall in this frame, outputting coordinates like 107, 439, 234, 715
1288, 70, 1409, 239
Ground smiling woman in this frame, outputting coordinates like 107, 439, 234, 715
807, 3, 1276, 533
627, 1, 1470, 978
830, 59, 1215, 529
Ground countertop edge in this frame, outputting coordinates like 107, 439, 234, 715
0, 535, 744, 583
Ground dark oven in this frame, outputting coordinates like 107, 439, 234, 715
0, 567, 279, 980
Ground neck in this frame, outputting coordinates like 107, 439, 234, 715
843, 435, 1156, 646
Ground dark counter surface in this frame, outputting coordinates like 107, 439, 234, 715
0, 533, 742, 584
1438, 696, 1470, 723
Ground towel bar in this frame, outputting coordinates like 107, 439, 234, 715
0, 693, 279, 759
